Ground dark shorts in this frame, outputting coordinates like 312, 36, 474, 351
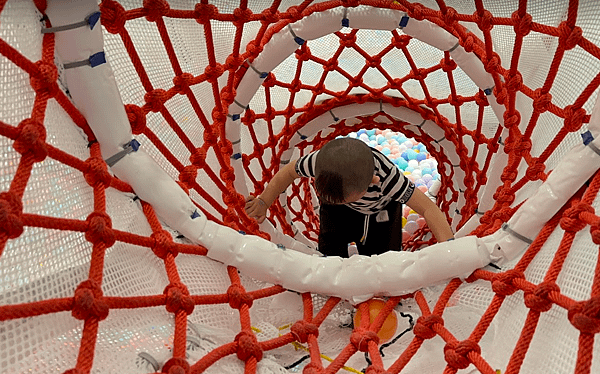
318, 201, 404, 258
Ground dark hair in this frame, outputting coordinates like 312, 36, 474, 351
314, 137, 374, 204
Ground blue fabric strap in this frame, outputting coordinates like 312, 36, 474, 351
42, 11, 101, 34
582, 130, 600, 156
105, 139, 141, 167
64, 51, 106, 69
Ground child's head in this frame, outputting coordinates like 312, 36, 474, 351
314, 137, 375, 204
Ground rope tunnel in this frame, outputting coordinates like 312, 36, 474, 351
1, 0, 600, 373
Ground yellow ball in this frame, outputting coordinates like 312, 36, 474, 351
402, 216, 407, 228
353, 298, 398, 343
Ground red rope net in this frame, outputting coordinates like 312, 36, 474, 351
1, 0, 600, 373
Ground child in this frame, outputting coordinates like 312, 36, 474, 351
245, 137, 454, 257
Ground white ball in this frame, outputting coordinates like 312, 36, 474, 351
408, 160, 419, 169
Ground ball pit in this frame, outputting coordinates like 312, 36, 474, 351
346, 129, 440, 242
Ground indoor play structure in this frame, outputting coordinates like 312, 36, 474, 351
1, 0, 599, 373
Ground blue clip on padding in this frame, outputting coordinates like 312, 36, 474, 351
191, 210, 200, 219
87, 11, 101, 30
582, 130, 593, 146
342, 18, 349, 27
232, 153, 242, 160
260, 72, 268, 79
232, 114, 240, 121
130, 138, 140, 151
484, 88, 492, 95
400, 15, 409, 28
89, 51, 106, 67
276, 243, 286, 250
238, 230, 246, 235
294, 36, 305, 45
104, 139, 141, 167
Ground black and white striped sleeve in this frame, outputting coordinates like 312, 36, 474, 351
294, 150, 319, 178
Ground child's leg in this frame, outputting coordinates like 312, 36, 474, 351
360, 201, 404, 256
318, 203, 364, 258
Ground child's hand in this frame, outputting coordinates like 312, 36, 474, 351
245, 195, 268, 223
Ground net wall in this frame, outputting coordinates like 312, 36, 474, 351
1, 0, 600, 373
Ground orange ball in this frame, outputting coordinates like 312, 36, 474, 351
353, 298, 398, 343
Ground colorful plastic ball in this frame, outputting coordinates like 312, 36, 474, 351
369, 134, 377, 141
408, 160, 419, 169
417, 217, 427, 228
416, 153, 427, 162
402, 230, 410, 241
366, 129, 376, 136
407, 213, 420, 222
417, 185, 428, 193
406, 149, 418, 160
396, 158, 408, 170
382, 148, 391, 155
422, 174, 433, 183
404, 220, 419, 234
359, 134, 369, 142
357, 129, 367, 136
402, 216, 407, 227
353, 299, 398, 343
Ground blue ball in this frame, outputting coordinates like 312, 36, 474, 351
406, 166, 415, 173
401, 151, 409, 161
396, 158, 408, 170
406, 149, 418, 160
366, 129, 376, 136
357, 129, 367, 136
369, 134, 377, 141
382, 147, 391, 155
422, 167, 433, 176
416, 153, 427, 162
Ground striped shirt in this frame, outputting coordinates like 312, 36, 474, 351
295, 147, 415, 214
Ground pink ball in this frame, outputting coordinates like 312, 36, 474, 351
376, 129, 383, 135
403, 206, 411, 217
417, 185, 428, 193
376, 145, 384, 151
404, 221, 419, 235
417, 217, 427, 228
402, 230, 411, 241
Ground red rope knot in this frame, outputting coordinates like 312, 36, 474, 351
203, 127, 219, 146
526, 158, 546, 181
151, 230, 177, 259
444, 340, 480, 370
492, 269, 525, 296
85, 212, 116, 248
524, 281, 560, 313
484, 53, 501, 73
260, 8, 279, 24
233, 7, 253, 26
440, 57, 457, 73
568, 297, 600, 334
30, 60, 58, 96
225, 55, 243, 72
592, 225, 600, 245
241, 109, 257, 125
13, 118, 48, 162
350, 328, 379, 352
502, 110, 521, 129
339, 32, 357, 48
144, 89, 168, 113
512, 11, 532, 37
203, 63, 224, 82
294, 47, 310, 62
227, 284, 253, 309
323, 58, 338, 72
493, 85, 507, 105
492, 206, 515, 222
173, 73, 194, 94
100, 0, 127, 34
406, 3, 425, 21
161, 357, 190, 374
475, 9, 494, 32
222, 191, 240, 208
462, 34, 475, 53
286, 6, 302, 22
84, 155, 112, 188
532, 88, 552, 113
220, 87, 236, 106
302, 362, 324, 374
366, 366, 391, 374
179, 165, 198, 187
561, 201, 594, 232
290, 320, 319, 343
0, 191, 24, 240
211, 107, 227, 124
414, 314, 444, 340
442, 7, 457, 26
392, 34, 411, 49
235, 331, 263, 362
194, 3, 218, 24
506, 71, 523, 93
513, 136, 532, 158
125, 104, 147, 135
262, 71, 275, 87
563, 105, 586, 132
245, 41, 263, 60
190, 148, 207, 168
558, 21, 583, 51
72, 279, 109, 321
164, 283, 195, 315
143, 0, 170, 22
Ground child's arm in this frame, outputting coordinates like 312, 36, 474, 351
406, 188, 454, 242
245, 160, 300, 223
